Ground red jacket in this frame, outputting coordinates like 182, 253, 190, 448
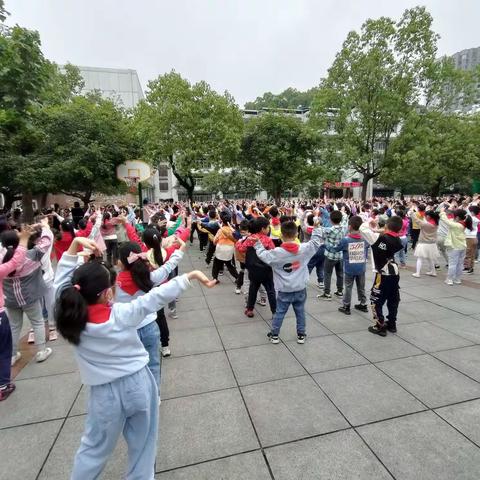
54, 232, 75, 261
236, 233, 274, 253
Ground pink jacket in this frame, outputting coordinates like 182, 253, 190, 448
0, 245, 27, 312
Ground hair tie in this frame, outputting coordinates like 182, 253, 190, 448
127, 251, 148, 264
7, 245, 13, 250
73, 284, 81, 291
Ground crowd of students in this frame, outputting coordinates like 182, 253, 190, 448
0, 193, 479, 478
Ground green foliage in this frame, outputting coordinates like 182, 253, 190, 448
309, 6, 467, 200
239, 113, 318, 203
383, 111, 480, 196
133, 71, 244, 200
200, 168, 261, 196
245, 87, 319, 110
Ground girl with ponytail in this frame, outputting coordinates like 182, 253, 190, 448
54, 236, 215, 479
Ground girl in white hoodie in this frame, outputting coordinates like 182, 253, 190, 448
54, 236, 215, 480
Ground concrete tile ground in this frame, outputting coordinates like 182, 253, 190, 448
1, 246, 480, 479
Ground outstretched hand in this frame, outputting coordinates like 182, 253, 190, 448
187, 270, 217, 288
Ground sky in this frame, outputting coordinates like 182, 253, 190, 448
6, 0, 480, 107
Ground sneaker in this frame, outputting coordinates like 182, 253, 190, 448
425, 271, 437, 277
27, 329, 35, 344
169, 308, 178, 319
463, 267, 469, 272
235, 287, 241, 295
48, 328, 58, 341
445, 279, 454, 286
354, 304, 369, 313
219, 271, 224, 276
386, 324, 397, 333
334, 291, 343, 297
435, 264, 440, 270
11, 352, 21, 367
317, 293, 332, 300
297, 333, 307, 344
400, 263, 407, 268
244, 309, 254, 318
267, 332, 280, 344
453, 279, 462, 285
161, 346, 171, 357
257, 297, 267, 307
317, 281, 324, 289
411, 273, 420, 278
35, 347, 52, 363
466, 269, 474, 275
368, 324, 387, 337
0, 383, 16, 401
338, 305, 351, 315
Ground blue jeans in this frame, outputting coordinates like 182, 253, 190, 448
137, 321, 161, 393
395, 236, 408, 265
308, 245, 325, 282
71, 367, 158, 480
271, 289, 307, 336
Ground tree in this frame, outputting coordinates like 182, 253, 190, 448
310, 7, 449, 200
245, 87, 319, 110
133, 71, 244, 201
383, 110, 480, 196
35, 95, 133, 208
239, 113, 318, 204
200, 168, 261, 197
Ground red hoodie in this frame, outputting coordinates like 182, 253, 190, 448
236, 233, 274, 253
54, 231, 75, 261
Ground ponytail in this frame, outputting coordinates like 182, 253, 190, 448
1, 230, 19, 275
118, 242, 153, 293
143, 228, 164, 267
454, 209, 473, 231
55, 261, 113, 345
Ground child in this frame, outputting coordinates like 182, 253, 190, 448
326, 216, 369, 315
412, 211, 440, 278
54, 236, 215, 480
236, 217, 276, 318
359, 216, 404, 336
464, 205, 479, 274
115, 239, 185, 388
212, 211, 239, 283
440, 208, 471, 285
318, 210, 347, 300
234, 220, 250, 294
254, 220, 322, 343
0, 226, 31, 401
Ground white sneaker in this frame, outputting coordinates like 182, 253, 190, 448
11, 352, 21, 367
161, 346, 171, 357
35, 347, 52, 363
317, 282, 324, 289
169, 309, 178, 319
235, 288, 241, 295
257, 297, 267, 307
453, 279, 462, 285
412, 273, 421, 278
445, 279, 454, 286
425, 271, 437, 277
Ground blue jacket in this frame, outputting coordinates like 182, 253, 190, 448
327, 234, 368, 276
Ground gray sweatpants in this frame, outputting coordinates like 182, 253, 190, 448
71, 367, 158, 480
7, 301, 46, 355
343, 273, 366, 307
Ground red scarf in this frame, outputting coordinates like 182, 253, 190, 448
281, 242, 299, 254
87, 304, 112, 324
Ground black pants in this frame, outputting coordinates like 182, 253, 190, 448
205, 240, 216, 264
212, 257, 238, 280
198, 231, 208, 251
411, 229, 420, 250
155, 309, 170, 347
189, 222, 198, 244
236, 262, 246, 289
0, 312, 12, 386
370, 273, 400, 328
104, 239, 118, 267
247, 274, 276, 313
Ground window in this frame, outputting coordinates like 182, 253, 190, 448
158, 164, 169, 177
159, 182, 169, 192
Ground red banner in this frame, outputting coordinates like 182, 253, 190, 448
323, 181, 361, 188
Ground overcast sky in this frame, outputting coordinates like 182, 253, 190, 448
7, 0, 480, 107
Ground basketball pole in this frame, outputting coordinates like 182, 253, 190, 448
138, 181, 143, 206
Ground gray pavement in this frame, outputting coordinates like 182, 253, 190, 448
2, 245, 480, 479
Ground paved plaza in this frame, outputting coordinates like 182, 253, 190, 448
2, 244, 480, 479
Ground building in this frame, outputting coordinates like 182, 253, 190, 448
450, 47, 480, 113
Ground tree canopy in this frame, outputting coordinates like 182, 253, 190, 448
133, 71, 244, 201
245, 87, 319, 110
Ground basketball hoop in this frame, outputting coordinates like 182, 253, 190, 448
125, 176, 139, 194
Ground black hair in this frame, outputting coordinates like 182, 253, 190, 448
454, 209, 473, 231
418, 204, 426, 212
102, 211, 111, 226
239, 220, 249, 232
55, 260, 113, 345
425, 211, 440, 226
78, 219, 87, 230
73, 201, 80, 208
61, 220, 76, 237
256, 217, 270, 231
386, 216, 403, 233
143, 228, 164, 267
1, 230, 19, 274
220, 211, 231, 224
118, 242, 154, 293
281, 220, 297, 239
349, 215, 362, 231
469, 205, 480, 216
269, 206, 279, 217
306, 213, 315, 226
208, 209, 217, 220
395, 209, 406, 219
330, 210, 342, 225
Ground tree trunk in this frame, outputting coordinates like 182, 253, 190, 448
187, 186, 194, 203
81, 191, 93, 210
22, 191, 34, 223
361, 175, 373, 201
430, 177, 444, 198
